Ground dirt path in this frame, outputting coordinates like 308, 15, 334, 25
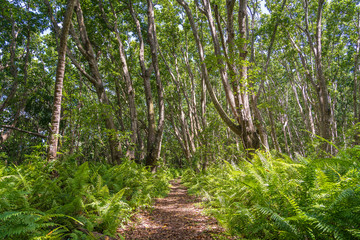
117, 179, 231, 239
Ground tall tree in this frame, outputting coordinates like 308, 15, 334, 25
98, 0, 138, 159
176, 0, 271, 155
129, 0, 165, 169
47, 0, 77, 161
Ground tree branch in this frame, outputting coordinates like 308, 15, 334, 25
1, 125, 47, 138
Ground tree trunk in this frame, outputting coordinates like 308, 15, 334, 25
73, 2, 122, 164
129, 0, 164, 169
47, 0, 76, 161
45, 0, 122, 164
300, 0, 334, 154
238, 0, 260, 152
0, 15, 20, 115
354, 11, 360, 144
105, 0, 138, 159
145, 0, 165, 169
176, 0, 245, 142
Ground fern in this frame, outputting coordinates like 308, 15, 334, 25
0, 211, 83, 240
182, 148, 360, 239
1, 159, 172, 239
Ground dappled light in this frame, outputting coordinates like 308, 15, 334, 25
1, 0, 360, 239
118, 180, 230, 239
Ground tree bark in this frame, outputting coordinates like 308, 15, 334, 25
238, 0, 260, 152
354, 10, 360, 144
145, 0, 165, 169
0, 15, 20, 115
47, 0, 76, 161
314, 0, 333, 154
292, 0, 334, 154
105, 0, 138, 159
178, 0, 263, 155
176, 0, 242, 137
129, 0, 165, 169
72, 2, 122, 164
44, 0, 123, 163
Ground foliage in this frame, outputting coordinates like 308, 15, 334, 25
0, 157, 171, 239
182, 147, 360, 240
2, 0, 360, 238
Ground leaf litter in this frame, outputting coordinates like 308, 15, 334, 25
117, 179, 236, 239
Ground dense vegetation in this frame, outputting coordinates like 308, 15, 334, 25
1, 0, 360, 239
183, 147, 360, 239
0, 152, 172, 239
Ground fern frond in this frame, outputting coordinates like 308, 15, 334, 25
255, 205, 299, 237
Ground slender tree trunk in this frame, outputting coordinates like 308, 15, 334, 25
303, 0, 333, 153
265, 82, 281, 152
129, 0, 164, 169
331, 82, 338, 147
202, 0, 239, 121
106, 1, 138, 159
1, 27, 31, 144
200, 0, 261, 153
286, 118, 294, 158
268, 108, 281, 153
129, 0, 155, 165
47, 0, 76, 161
136, 125, 145, 162
354, 11, 360, 144
45, 0, 122, 164
0, 15, 20, 115
145, 0, 165, 169
74, 2, 122, 164
114, 76, 125, 132
238, 0, 260, 152
300, 80, 316, 135
176, 0, 246, 141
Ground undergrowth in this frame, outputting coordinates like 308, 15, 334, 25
0, 158, 172, 239
182, 146, 360, 240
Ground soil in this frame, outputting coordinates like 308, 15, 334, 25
117, 179, 233, 240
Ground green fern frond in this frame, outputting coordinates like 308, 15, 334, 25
328, 188, 355, 211
347, 229, 360, 238
255, 205, 299, 237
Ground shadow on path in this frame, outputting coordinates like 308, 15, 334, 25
117, 179, 232, 239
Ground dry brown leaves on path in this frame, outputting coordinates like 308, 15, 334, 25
117, 179, 234, 240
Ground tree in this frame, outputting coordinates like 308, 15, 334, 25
47, 0, 77, 161
98, 0, 138, 159
129, 0, 165, 169
176, 0, 268, 155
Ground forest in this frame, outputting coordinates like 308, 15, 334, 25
1, 0, 360, 239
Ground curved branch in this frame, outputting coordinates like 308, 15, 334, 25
1, 125, 47, 138
176, 0, 242, 136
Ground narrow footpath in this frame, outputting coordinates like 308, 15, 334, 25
117, 179, 232, 239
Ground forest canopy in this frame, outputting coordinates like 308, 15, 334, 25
1, 0, 360, 165
1, 0, 360, 164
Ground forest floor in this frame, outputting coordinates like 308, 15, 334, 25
117, 179, 234, 240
